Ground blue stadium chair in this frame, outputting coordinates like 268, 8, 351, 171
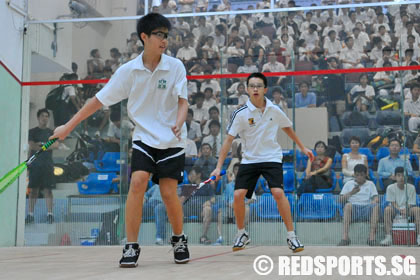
375, 147, 389, 162
77, 172, 118, 195
380, 194, 389, 215
297, 193, 338, 220
341, 147, 374, 167
182, 170, 189, 185
255, 193, 294, 220
256, 177, 269, 193
283, 168, 295, 193
94, 152, 124, 173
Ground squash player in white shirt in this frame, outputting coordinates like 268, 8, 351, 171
50, 13, 190, 267
210, 72, 314, 252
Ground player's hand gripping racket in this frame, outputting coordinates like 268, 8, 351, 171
182, 170, 226, 204
0, 138, 58, 195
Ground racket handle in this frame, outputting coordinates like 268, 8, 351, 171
210, 170, 227, 180
42, 138, 58, 151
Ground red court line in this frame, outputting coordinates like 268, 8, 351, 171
1, 59, 420, 86
0, 60, 22, 85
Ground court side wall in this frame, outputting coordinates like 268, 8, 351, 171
0, 65, 22, 246
0, 0, 26, 246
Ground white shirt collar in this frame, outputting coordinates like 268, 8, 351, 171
133, 52, 170, 71
246, 97, 275, 112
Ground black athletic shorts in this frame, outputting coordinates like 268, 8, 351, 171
28, 162, 55, 190
235, 162, 284, 199
131, 140, 185, 184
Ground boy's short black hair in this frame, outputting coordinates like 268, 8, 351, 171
37, 108, 50, 118
201, 143, 212, 150
204, 87, 213, 93
110, 110, 121, 123
388, 138, 401, 146
194, 92, 205, 101
208, 106, 219, 114
137, 13, 171, 45
394, 166, 405, 175
410, 82, 420, 91
349, 136, 361, 144
382, 46, 392, 53
246, 72, 267, 88
354, 164, 367, 174
209, 119, 221, 128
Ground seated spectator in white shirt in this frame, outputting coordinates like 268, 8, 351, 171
176, 36, 197, 63
200, 76, 221, 97
202, 106, 221, 136
376, 25, 392, 47
375, 46, 398, 68
324, 30, 342, 59
237, 55, 259, 74
190, 92, 209, 127
347, 74, 375, 112
340, 37, 364, 69
186, 108, 202, 146
201, 120, 222, 157
271, 87, 288, 110
262, 51, 286, 86
201, 36, 219, 60
372, 13, 390, 33
369, 37, 383, 64
202, 87, 217, 109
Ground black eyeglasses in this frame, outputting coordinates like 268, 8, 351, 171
151, 31, 169, 40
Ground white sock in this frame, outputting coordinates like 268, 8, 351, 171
238, 228, 246, 235
287, 231, 296, 239
173, 232, 184, 237
126, 242, 138, 245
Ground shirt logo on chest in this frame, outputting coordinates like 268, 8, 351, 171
248, 118, 255, 126
158, 79, 167, 89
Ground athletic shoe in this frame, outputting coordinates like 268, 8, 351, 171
119, 243, 140, 268
287, 236, 304, 253
232, 232, 250, 251
155, 238, 164, 245
25, 214, 34, 224
380, 235, 392, 246
337, 239, 351, 246
46, 214, 54, 224
171, 235, 190, 264
213, 236, 223, 246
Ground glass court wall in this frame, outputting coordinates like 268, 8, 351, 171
22, 0, 420, 247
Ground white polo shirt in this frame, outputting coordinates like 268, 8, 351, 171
227, 98, 292, 164
96, 53, 188, 149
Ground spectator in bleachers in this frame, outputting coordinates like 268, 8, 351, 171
401, 35, 420, 60
322, 17, 343, 38
248, 35, 265, 68
192, 16, 214, 40
195, 0, 208, 13
404, 82, 420, 132
372, 61, 395, 96
262, 51, 286, 86
229, 15, 251, 38
375, 47, 398, 68
297, 140, 333, 197
193, 143, 217, 179
394, 62, 420, 98
186, 108, 202, 146
347, 73, 375, 112
178, 0, 194, 13
369, 37, 383, 65
210, 24, 226, 49
201, 36, 219, 60
342, 136, 369, 184
338, 164, 379, 246
107, 48, 122, 73
376, 25, 392, 47
226, 37, 245, 68
173, 17, 190, 37
300, 24, 320, 52
156, 0, 174, 14
301, 12, 320, 33
202, 87, 217, 109
104, 109, 134, 152
202, 106, 220, 136
176, 35, 197, 64
340, 37, 364, 69
372, 13, 390, 33
180, 166, 215, 245
378, 139, 414, 189
202, 120, 221, 157
271, 87, 288, 110
87, 49, 104, 78
277, 16, 295, 38
324, 30, 342, 59
295, 81, 316, 108
279, 34, 293, 68
380, 166, 420, 246
190, 91, 209, 127
201, 76, 221, 97
238, 54, 259, 74
143, 184, 168, 245
351, 27, 369, 57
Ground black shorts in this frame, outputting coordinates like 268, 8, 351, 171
235, 162, 284, 199
28, 163, 55, 190
131, 141, 185, 184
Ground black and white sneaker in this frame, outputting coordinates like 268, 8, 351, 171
232, 232, 250, 252
119, 243, 141, 268
287, 236, 304, 253
171, 234, 190, 264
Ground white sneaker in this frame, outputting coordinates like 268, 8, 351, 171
380, 235, 392, 246
287, 236, 304, 253
232, 232, 250, 251
155, 238, 164, 245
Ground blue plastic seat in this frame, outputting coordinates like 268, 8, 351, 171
376, 147, 389, 162
283, 168, 295, 193
297, 193, 338, 220
94, 152, 124, 173
255, 193, 294, 220
77, 172, 118, 195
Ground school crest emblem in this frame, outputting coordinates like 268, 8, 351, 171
248, 118, 255, 126
158, 79, 167, 89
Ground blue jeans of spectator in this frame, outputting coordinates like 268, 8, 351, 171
144, 200, 167, 239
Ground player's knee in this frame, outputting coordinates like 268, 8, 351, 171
233, 190, 247, 202
271, 188, 285, 200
